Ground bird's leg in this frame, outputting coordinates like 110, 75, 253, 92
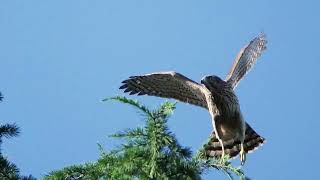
240, 143, 246, 166
218, 139, 225, 163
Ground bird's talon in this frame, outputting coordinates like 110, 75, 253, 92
240, 144, 246, 166
219, 155, 225, 164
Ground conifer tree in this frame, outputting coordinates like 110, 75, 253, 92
45, 96, 248, 180
0, 92, 36, 180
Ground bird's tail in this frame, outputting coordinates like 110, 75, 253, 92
202, 123, 266, 159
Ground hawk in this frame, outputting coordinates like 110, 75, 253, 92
119, 33, 267, 165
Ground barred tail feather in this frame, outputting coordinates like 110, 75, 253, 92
202, 123, 265, 159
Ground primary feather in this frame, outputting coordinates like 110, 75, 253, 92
226, 33, 267, 89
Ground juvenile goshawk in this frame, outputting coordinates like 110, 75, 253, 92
119, 33, 267, 165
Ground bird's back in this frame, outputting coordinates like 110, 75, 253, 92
201, 77, 245, 141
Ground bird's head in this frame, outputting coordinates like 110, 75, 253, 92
201, 75, 227, 90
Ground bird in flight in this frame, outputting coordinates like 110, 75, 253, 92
119, 33, 267, 165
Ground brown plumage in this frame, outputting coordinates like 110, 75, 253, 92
120, 33, 267, 165
203, 123, 266, 159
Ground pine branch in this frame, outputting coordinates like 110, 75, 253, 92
44, 163, 105, 180
103, 96, 153, 118
196, 151, 249, 180
0, 156, 20, 180
0, 123, 20, 139
110, 127, 145, 139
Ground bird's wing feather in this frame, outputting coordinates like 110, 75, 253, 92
120, 71, 208, 109
226, 33, 267, 89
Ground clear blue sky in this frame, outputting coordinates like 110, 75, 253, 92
1, 0, 319, 179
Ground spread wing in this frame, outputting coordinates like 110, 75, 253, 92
226, 33, 267, 89
120, 71, 208, 109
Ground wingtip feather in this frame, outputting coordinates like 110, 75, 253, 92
119, 84, 128, 89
